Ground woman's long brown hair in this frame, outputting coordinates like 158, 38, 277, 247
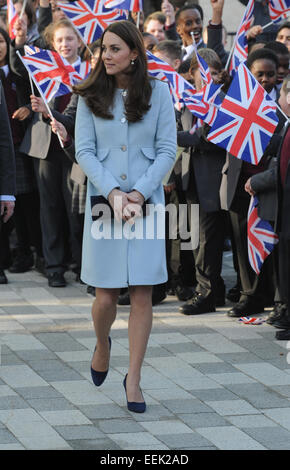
74, 20, 153, 122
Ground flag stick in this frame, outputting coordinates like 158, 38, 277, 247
19, 0, 27, 19
262, 21, 273, 30
16, 51, 64, 148
136, 11, 140, 29
69, 20, 93, 57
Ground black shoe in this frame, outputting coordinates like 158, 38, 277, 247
0, 269, 8, 284
117, 291, 130, 305
48, 272, 66, 287
266, 303, 287, 325
175, 285, 195, 302
87, 285, 96, 296
179, 293, 215, 315
9, 251, 34, 273
227, 298, 264, 318
275, 329, 290, 340
226, 285, 241, 303
272, 312, 290, 329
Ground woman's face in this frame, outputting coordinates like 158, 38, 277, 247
0, 32, 7, 67
102, 31, 137, 80
52, 26, 80, 63
250, 59, 277, 93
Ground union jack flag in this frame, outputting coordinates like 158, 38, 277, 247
192, 42, 212, 85
57, 0, 128, 44
207, 63, 279, 165
146, 51, 195, 107
268, 0, 290, 23
20, 47, 86, 102
7, 0, 18, 40
183, 82, 222, 124
228, 0, 255, 76
104, 0, 143, 11
247, 195, 278, 274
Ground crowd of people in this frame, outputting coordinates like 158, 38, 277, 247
0, 0, 290, 339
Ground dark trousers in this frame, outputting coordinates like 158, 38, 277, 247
34, 150, 83, 274
229, 209, 275, 305
165, 188, 196, 288
13, 191, 43, 257
275, 234, 290, 308
193, 206, 226, 300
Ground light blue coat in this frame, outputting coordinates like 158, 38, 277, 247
75, 79, 177, 288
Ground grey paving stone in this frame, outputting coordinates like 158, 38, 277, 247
27, 359, 76, 372
79, 404, 129, 420
27, 397, 76, 412
34, 333, 88, 352
196, 426, 266, 450
234, 339, 288, 360
68, 438, 122, 450
0, 396, 30, 410
127, 404, 174, 422
162, 399, 213, 414
145, 347, 174, 357
15, 350, 57, 361
35, 367, 85, 382
189, 388, 239, 402
243, 426, 290, 450
15, 386, 64, 400
0, 354, 24, 366
0, 428, 19, 444
193, 362, 239, 375
98, 418, 144, 434
226, 383, 290, 409
162, 342, 205, 354
55, 425, 105, 440
216, 352, 265, 364
157, 432, 213, 449
178, 412, 229, 429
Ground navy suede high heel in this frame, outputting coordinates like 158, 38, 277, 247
123, 374, 146, 413
91, 336, 111, 387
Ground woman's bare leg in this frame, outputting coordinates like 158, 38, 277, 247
91, 287, 119, 372
126, 285, 153, 402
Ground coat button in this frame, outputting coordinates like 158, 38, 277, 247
121, 117, 126, 123
121, 174, 127, 180
121, 145, 127, 151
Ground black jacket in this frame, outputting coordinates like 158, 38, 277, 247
0, 83, 16, 196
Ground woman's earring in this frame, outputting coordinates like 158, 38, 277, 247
131, 59, 135, 65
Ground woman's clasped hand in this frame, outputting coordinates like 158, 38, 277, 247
108, 188, 145, 224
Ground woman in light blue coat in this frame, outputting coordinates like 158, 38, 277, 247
74, 21, 176, 412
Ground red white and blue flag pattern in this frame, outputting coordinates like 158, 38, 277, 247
104, 0, 143, 11
146, 50, 222, 123
207, 63, 279, 165
57, 0, 128, 44
247, 196, 279, 274
7, 0, 18, 40
268, 0, 290, 23
21, 47, 86, 102
228, 0, 255, 76
146, 50, 195, 105
184, 82, 222, 124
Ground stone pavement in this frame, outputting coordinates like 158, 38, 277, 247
1, 253, 290, 451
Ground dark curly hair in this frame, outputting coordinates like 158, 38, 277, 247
74, 20, 153, 123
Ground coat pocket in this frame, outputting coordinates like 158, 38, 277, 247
97, 148, 110, 162
141, 147, 156, 160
